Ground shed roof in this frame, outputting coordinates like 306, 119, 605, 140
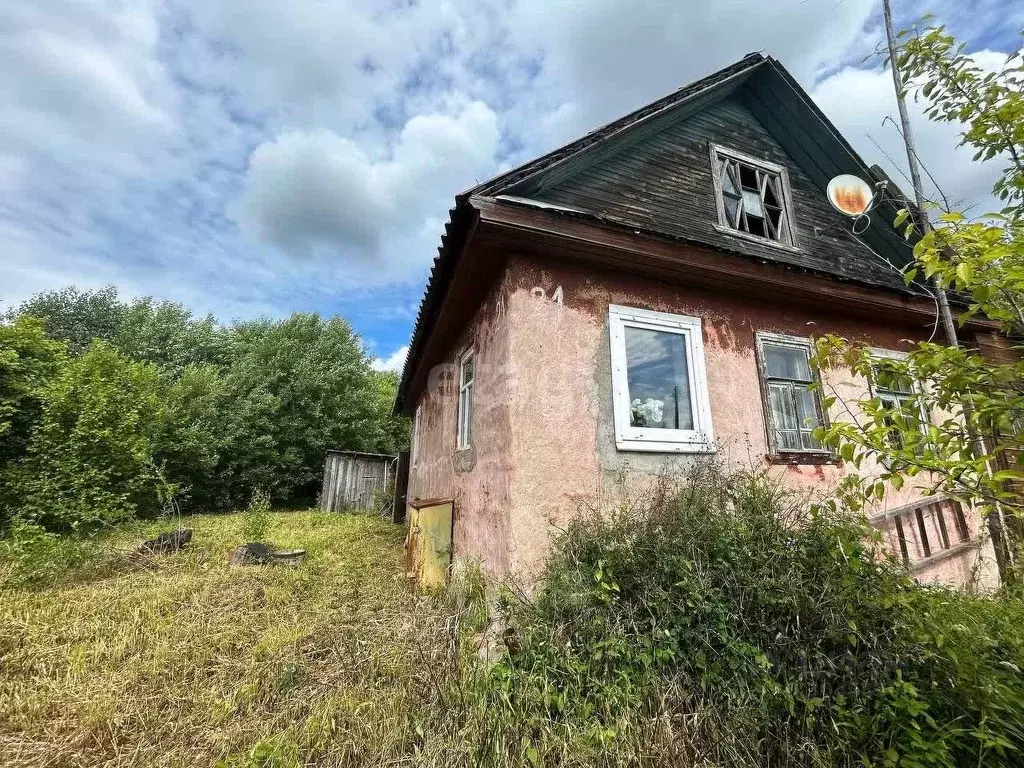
325, 450, 397, 460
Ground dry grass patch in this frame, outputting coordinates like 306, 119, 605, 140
0, 510, 454, 767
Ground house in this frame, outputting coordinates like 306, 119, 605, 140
394, 53, 1001, 588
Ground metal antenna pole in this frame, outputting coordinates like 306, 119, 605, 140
882, 0, 1011, 580
882, 0, 959, 347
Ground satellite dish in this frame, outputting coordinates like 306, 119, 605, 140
826, 174, 874, 217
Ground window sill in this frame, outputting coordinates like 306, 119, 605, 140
713, 224, 801, 253
766, 452, 839, 466
617, 439, 717, 454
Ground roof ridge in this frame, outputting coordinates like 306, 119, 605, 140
463, 52, 767, 200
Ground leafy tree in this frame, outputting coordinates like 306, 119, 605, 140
13, 342, 167, 532
4, 286, 409, 516
216, 313, 406, 505
0, 318, 67, 470
8, 286, 125, 356
0, 318, 68, 524
811, 27, 1024, 578
9, 285, 231, 374
156, 364, 228, 510
115, 298, 231, 375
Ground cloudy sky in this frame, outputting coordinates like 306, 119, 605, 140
2, 1, 1021, 370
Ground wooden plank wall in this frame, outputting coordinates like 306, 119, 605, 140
321, 453, 393, 512
535, 96, 912, 294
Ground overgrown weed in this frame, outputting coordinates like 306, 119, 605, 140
454, 465, 1024, 767
3, 472, 1024, 767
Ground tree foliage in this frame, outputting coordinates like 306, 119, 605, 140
216, 314, 405, 504
13, 342, 167, 532
0, 317, 67, 470
7, 286, 125, 356
810, 26, 1024, 575
7, 286, 230, 373
0, 289, 408, 531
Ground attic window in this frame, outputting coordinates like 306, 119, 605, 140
710, 145, 795, 247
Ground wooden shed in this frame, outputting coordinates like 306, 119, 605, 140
320, 450, 396, 513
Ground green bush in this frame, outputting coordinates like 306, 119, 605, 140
5, 288, 410, 514
467, 467, 1024, 767
241, 488, 273, 543
216, 314, 407, 506
157, 363, 228, 510
12, 341, 167, 532
0, 317, 68, 524
0, 519, 100, 587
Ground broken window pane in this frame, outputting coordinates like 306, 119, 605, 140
714, 149, 792, 245
739, 164, 758, 190
724, 194, 740, 226
624, 326, 693, 430
721, 161, 738, 195
741, 189, 763, 218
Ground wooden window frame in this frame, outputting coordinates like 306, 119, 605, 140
709, 144, 799, 251
867, 347, 931, 451
608, 305, 715, 453
755, 332, 833, 462
456, 349, 474, 451
871, 496, 978, 572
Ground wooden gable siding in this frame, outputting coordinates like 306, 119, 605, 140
533, 96, 912, 294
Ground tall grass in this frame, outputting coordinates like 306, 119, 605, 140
3, 474, 1024, 768
0, 510, 460, 767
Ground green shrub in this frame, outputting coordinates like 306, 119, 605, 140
466, 466, 1024, 767
241, 488, 273, 543
12, 341, 166, 532
6, 289, 411, 514
157, 363, 229, 510
0, 519, 99, 587
0, 317, 68, 526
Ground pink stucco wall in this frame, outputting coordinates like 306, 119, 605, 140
409, 253, 998, 589
407, 274, 516, 575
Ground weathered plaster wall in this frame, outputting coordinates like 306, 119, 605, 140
497, 254, 998, 587
407, 274, 515, 575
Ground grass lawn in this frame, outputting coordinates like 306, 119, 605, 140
0, 510, 451, 768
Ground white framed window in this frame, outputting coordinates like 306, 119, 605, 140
411, 405, 422, 466
710, 144, 796, 248
456, 349, 474, 450
608, 305, 715, 453
756, 333, 828, 455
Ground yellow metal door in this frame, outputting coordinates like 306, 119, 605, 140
406, 499, 454, 588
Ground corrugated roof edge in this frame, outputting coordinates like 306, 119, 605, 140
393, 202, 476, 414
